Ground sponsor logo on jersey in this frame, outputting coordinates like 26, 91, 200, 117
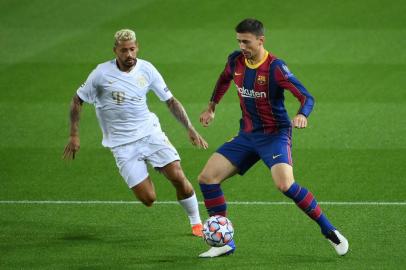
237, 86, 267, 99
256, 75, 267, 85
112, 91, 125, 104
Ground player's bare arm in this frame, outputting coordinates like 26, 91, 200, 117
63, 94, 83, 160
200, 101, 216, 127
166, 97, 208, 149
292, 114, 308, 129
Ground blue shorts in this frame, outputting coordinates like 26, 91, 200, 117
216, 128, 293, 175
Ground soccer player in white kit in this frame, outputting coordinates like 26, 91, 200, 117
63, 29, 208, 237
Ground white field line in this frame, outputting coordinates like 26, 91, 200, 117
0, 200, 405, 205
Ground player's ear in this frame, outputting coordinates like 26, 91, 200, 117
258, 35, 265, 45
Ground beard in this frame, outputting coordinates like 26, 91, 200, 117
124, 57, 136, 67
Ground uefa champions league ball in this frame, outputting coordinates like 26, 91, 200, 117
202, 215, 234, 247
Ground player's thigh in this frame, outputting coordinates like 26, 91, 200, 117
111, 142, 151, 188
147, 144, 185, 184
146, 131, 181, 170
202, 133, 259, 183
257, 129, 293, 169
198, 153, 239, 184
144, 133, 191, 186
255, 129, 294, 191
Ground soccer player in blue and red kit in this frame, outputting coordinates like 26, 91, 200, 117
198, 18, 349, 258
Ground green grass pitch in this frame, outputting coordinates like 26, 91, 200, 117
1, 0, 406, 269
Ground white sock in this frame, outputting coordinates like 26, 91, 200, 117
178, 192, 201, 225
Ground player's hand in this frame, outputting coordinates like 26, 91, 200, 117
188, 128, 208, 149
200, 109, 215, 127
63, 135, 80, 160
292, 114, 308, 129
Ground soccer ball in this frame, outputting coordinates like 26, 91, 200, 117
202, 215, 234, 247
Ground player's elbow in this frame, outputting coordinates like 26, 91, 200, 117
308, 94, 315, 107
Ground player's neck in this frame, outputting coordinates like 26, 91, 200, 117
116, 59, 137, 72
247, 48, 266, 65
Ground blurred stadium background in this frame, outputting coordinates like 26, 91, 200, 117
1, 0, 405, 269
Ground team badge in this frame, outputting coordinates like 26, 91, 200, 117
256, 75, 267, 85
136, 75, 147, 88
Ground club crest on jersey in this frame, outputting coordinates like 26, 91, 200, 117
136, 75, 148, 88
256, 75, 267, 85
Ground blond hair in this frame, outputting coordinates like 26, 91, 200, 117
114, 29, 136, 46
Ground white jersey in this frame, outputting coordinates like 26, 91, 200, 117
77, 59, 173, 148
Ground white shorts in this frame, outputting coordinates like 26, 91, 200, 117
111, 131, 180, 188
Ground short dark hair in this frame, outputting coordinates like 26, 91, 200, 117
235, 18, 264, 36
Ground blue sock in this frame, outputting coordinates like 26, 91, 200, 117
199, 183, 227, 217
284, 182, 336, 235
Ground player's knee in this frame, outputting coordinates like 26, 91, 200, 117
137, 190, 156, 207
198, 167, 224, 184
141, 194, 156, 207
143, 200, 154, 207
276, 181, 293, 192
198, 171, 211, 184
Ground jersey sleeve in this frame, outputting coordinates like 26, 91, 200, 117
210, 52, 238, 104
273, 60, 314, 117
149, 64, 173, 101
76, 67, 100, 104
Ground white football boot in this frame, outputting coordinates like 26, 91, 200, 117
326, 230, 349, 256
199, 240, 236, 258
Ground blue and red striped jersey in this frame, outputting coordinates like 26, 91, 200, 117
210, 50, 314, 133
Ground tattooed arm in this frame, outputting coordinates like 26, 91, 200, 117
166, 97, 208, 149
63, 94, 83, 159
